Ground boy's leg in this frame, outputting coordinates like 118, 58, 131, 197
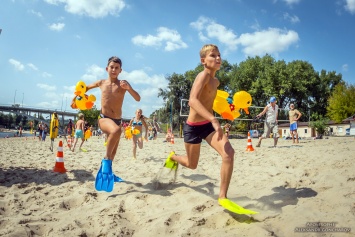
71, 138, 78, 151
99, 118, 121, 160
171, 143, 201, 169
110, 139, 120, 158
79, 138, 85, 149
206, 132, 234, 199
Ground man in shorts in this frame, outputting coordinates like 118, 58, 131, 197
289, 103, 302, 143
255, 96, 279, 147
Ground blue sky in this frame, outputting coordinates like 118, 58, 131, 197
1, 0, 355, 119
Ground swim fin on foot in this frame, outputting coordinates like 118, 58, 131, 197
164, 151, 178, 170
114, 174, 124, 182
95, 159, 114, 192
218, 198, 258, 215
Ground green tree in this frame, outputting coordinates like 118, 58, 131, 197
327, 82, 355, 122
310, 117, 329, 137
22, 116, 28, 128
0, 113, 5, 127
79, 105, 100, 128
15, 114, 23, 126
8, 114, 14, 128
152, 54, 344, 132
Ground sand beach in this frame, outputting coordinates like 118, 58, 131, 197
0, 134, 354, 236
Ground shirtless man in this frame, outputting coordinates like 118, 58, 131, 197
289, 103, 302, 143
72, 56, 140, 191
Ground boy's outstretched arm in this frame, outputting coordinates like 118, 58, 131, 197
86, 80, 101, 92
120, 80, 140, 101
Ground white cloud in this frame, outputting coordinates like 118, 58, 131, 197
120, 70, 167, 117
49, 23, 65, 31
27, 63, 38, 71
134, 52, 143, 59
190, 16, 209, 31
81, 64, 106, 82
42, 72, 53, 78
132, 27, 188, 52
190, 16, 239, 51
121, 70, 167, 87
206, 22, 239, 51
238, 28, 299, 56
345, 0, 355, 14
44, 0, 126, 18
37, 83, 56, 91
282, 0, 301, 5
9, 59, 25, 71
283, 12, 300, 23
342, 64, 348, 71
29, 9, 43, 18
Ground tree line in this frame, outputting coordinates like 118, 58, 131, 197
154, 54, 355, 133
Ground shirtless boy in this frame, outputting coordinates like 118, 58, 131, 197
72, 56, 140, 191
71, 113, 85, 152
164, 44, 253, 213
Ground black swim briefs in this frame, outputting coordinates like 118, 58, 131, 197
98, 113, 122, 126
183, 121, 215, 144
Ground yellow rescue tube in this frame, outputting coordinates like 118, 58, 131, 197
50, 113, 59, 139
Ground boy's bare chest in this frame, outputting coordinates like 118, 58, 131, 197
101, 82, 123, 95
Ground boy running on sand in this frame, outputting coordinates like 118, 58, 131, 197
71, 113, 86, 152
164, 44, 257, 214
72, 56, 140, 192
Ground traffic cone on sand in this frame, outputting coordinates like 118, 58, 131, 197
246, 132, 255, 152
53, 140, 67, 173
67, 135, 72, 148
170, 133, 175, 144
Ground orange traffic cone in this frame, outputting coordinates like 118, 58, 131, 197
67, 135, 72, 148
53, 140, 67, 173
246, 132, 255, 152
170, 133, 175, 144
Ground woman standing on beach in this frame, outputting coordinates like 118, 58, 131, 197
128, 109, 148, 159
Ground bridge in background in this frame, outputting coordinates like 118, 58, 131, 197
0, 104, 77, 128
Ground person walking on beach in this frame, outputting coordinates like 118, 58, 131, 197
37, 122, 43, 141
67, 119, 74, 137
255, 96, 279, 147
289, 103, 302, 143
42, 124, 48, 141
72, 56, 141, 191
163, 44, 237, 209
71, 113, 86, 152
128, 109, 148, 159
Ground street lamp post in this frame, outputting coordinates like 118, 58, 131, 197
22, 93, 24, 107
14, 89, 17, 105
170, 96, 175, 132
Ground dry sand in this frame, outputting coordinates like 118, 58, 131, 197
0, 134, 354, 237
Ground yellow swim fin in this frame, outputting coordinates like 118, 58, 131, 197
164, 151, 178, 170
218, 198, 258, 215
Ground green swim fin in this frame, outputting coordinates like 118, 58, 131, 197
218, 198, 258, 215
95, 159, 114, 192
